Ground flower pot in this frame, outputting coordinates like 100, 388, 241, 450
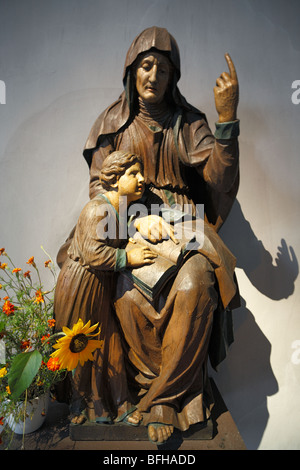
7, 393, 49, 434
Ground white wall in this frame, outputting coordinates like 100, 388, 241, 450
0, 0, 299, 450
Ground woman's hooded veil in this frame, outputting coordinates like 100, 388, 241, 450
83, 26, 204, 167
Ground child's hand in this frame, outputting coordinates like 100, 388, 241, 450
126, 246, 157, 267
134, 215, 178, 244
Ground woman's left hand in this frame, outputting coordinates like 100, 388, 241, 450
214, 53, 239, 123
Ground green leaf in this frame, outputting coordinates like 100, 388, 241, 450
0, 320, 5, 333
8, 350, 42, 400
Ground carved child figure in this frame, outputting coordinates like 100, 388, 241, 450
54, 150, 157, 424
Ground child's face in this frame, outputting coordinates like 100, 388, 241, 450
116, 162, 145, 202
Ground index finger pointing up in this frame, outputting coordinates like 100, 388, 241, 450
225, 53, 237, 81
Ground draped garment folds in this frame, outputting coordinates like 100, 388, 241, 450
56, 27, 240, 429
54, 196, 134, 421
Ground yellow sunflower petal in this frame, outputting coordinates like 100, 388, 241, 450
79, 349, 94, 365
79, 354, 87, 367
73, 318, 84, 334
83, 322, 99, 335
62, 326, 73, 336
67, 354, 79, 371
52, 341, 65, 350
87, 329, 101, 338
52, 339, 70, 350
88, 339, 103, 351
78, 340, 100, 365
80, 320, 92, 334
57, 337, 72, 346
59, 350, 74, 370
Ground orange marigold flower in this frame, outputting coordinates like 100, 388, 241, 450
44, 259, 52, 268
41, 334, 50, 344
12, 267, 22, 274
20, 340, 31, 350
0, 263, 7, 270
26, 256, 36, 267
47, 357, 61, 371
6, 386, 11, 394
34, 289, 44, 304
23, 270, 31, 279
0, 248, 5, 255
0, 417, 4, 426
48, 318, 56, 328
2, 300, 15, 316
0, 284, 2, 289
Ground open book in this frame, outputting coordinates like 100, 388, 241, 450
121, 231, 196, 301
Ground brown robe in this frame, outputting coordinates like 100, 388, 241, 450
54, 195, 132, 421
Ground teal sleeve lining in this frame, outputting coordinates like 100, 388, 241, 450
114, 248, 127, 272
214, 120, 240, 140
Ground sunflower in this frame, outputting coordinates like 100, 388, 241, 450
51, 319, 103, 371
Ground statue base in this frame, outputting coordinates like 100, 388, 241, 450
69, 379, 247, 450
70, 417, 213, 442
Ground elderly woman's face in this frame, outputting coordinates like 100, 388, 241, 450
135, 52, 171, 104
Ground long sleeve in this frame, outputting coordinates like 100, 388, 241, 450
68, 198, 127, 272
178, 114, 240, 193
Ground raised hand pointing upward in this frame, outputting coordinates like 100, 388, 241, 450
214, 53, 239, 123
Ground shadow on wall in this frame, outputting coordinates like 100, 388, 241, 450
216, 199, 298, 449
221, 199, 299, 300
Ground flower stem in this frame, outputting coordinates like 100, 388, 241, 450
21, 388, 28, 450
